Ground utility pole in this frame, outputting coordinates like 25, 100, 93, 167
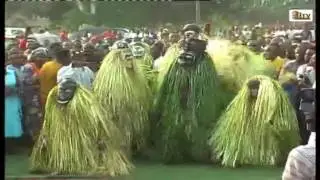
195, 1, 201, 24
90, 0, 96, 15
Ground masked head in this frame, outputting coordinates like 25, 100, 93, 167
182, 24, 201, 41
56, 78, 77, 104
112, 40, 129, 50
178, 39, 207, 67
112, 48, 134, 69
130, 42, 146, 58
247, 80, 260, 98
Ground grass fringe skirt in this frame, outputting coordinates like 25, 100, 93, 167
153, 53, 227, 163
30, 86, 133, 176
93, 49, 152, 154
209, 75, 300, 167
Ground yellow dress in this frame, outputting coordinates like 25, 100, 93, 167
39, 60, 62, 106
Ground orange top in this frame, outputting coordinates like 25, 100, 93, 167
39, 60, 62, 106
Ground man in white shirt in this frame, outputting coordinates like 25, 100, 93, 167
282, 131, 315, 180
57, 61, 95, 90
282, 96, 315, 180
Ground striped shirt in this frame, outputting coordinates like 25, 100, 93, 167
282, 132, 315, 180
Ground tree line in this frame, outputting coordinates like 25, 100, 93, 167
5, 0, 314, 30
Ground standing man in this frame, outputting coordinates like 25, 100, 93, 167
151, 29, 169, 61
38, 45, 67, 106
204, 23, 211, 36
301, 23, 312, 42
19, 27, 33, 50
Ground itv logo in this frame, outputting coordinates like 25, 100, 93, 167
289, 9, 313, 22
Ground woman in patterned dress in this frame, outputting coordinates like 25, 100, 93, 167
21, 48, 49, 142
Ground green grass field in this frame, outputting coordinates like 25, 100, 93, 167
6, 154, 283, 180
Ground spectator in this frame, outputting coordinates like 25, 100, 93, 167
242, 25, 251, 40
104, 30, 114, 40
24, 38, 41, 59
169, 32, 180, 45
304, 47, 315, 64
38, 29, 45, 34
296, 53, 315, 88
57, 51, 95, 90
301, 23, 312, 42
19, 27, 33, 50
263, 43, 285, 76
282, 127, 315, 180
280, 42, 311, 76
151, 30, 169, 61
21, 58, 43, 142
5, 66, 24, 154
28, 47, 50, 74
284, 45, 296, 63
250, 27, 257, 41
7, 48, 26, 82
204, 23, 211, 36
282, 97, 315, 180
59, 30, 69, 42
38, 46, 65, 106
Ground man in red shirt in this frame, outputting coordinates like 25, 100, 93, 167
18, 35, 27, 50
19, 27, 33, 50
